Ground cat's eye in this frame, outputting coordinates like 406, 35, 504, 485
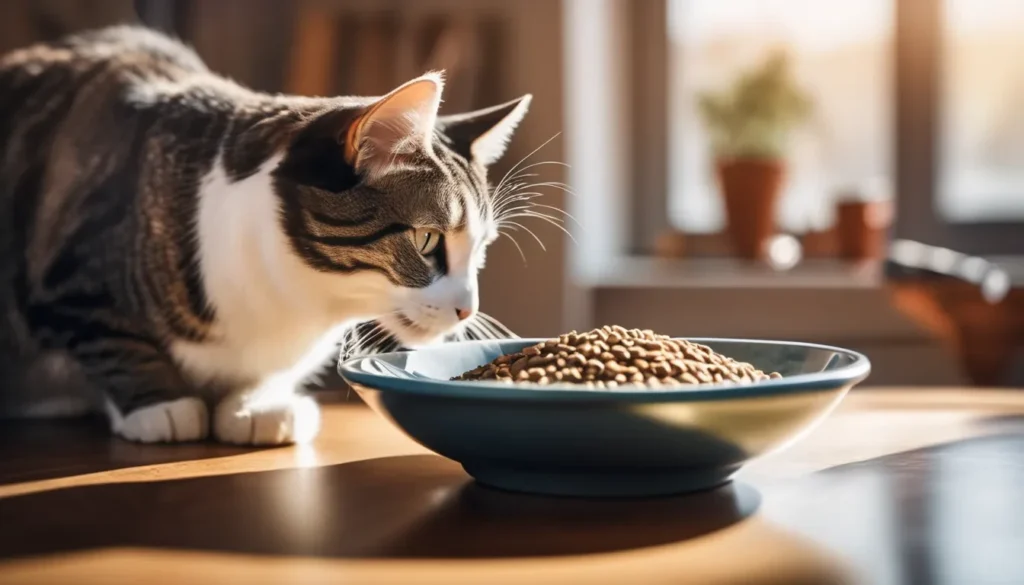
413, 228, 442, 255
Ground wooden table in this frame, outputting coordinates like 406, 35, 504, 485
3, 388, 1024, 584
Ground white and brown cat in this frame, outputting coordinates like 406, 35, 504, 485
0, 26, 529, 445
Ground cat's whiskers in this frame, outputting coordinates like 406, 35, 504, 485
486, 134, 577, 262
495, 180, 577, 220
498, 201, 580, 232
502, 212, 577, 244
492, 166, 573, 211
502, 180, 579, 202
499, 174, 581, 201
500, 206, 569, 226
462, 319, 490, 342
461, 311, 517, 341
494, 178, 581, 250
492, 172, 539, 202
506, 202, 581, 227
499, 220, 547, 251
491, 133, 561, 202
347, 322, 382, 351
341, 311, 406, 358
476, 312, 516, 338
493, 190, 544, 215
500, 231, 529, 264
495, 195, 578, 224
355, 327, 391, 356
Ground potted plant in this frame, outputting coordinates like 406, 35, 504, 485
698, 51, 812, 260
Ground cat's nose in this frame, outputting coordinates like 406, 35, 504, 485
455, 308, 473, 321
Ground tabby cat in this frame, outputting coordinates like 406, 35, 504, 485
0, 26, 529, 445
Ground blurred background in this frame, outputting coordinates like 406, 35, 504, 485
3, 0, 1022, 387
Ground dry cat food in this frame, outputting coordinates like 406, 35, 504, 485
453, 326, 781, 388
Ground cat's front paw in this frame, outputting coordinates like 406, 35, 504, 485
213, 394, 321, 446
114, 397, 210, 443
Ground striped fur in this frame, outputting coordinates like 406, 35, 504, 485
0, 26, 530, 444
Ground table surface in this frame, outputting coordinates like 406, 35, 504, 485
2, 388, 1024, 585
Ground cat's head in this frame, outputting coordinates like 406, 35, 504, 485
273, 72, 530, 347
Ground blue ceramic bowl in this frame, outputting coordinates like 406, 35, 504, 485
339, 338, 870, 497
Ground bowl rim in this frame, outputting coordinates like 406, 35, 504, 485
338, 337, 872, 403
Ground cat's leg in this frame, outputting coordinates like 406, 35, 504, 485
88, 346, 209, 443
213, 373, 321, 446
39, 312, 208, 443
110, 395, 208, 444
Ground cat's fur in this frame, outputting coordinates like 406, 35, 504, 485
0, 26, 529, 444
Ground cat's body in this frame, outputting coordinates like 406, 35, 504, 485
0, 26, 529, 444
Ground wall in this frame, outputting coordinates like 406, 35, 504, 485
0, 0, 136, 53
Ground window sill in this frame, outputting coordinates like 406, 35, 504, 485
572, 256, 946, 385
580, 256, 882, 290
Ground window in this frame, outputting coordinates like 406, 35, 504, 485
894, 0, 1024, 255
667, 0, 893, 235
623, 0, 1024, 259
939, 0, 1024, 223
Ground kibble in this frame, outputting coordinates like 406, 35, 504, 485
452, 326, 782, 388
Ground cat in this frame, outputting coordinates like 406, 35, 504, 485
0, 25, 529, 445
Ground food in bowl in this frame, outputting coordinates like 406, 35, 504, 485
452, 325, 781, 388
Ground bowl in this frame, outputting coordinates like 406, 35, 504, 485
338, 338, 870, 497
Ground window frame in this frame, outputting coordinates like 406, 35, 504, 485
627, 0, 1024, 258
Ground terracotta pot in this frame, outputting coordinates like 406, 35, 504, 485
801, 227, 839, 258
835, 199, 893, 261
654, 231, 687, 258
715, 159, 784, 260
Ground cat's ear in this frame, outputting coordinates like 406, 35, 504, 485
438, 95, 532, 166
344, 72, 444, 176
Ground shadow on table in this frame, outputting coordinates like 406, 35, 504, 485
0, 454, 759, 559
0, 389, 358, 487
975, 413, 1024, 435
762, 432, 1024, 585
0, 416, 251, 486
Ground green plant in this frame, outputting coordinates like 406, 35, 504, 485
697, 51, 812, 160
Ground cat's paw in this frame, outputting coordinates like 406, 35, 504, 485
213, 394, 321, 446
114, 397, 210, 443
